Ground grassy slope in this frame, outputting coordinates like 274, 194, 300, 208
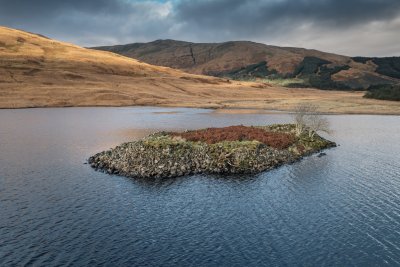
0, 26, 400, 114
95, 40, 349, 75
0, 26, 241, 108
94, 40, 400, 90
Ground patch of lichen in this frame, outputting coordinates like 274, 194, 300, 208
204, 140, 281, 173
207, 141, 261, 164
144, 135, 189, 147
138, 137, 202, 166
208, 140, 262, 150
259, 124, 296, 133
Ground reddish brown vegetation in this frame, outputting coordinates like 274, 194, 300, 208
170, 125, 296, 149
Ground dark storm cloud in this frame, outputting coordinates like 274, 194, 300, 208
0, 0, 125, 25
175, 0, 400, 35
0, 0, 125, 17
0, 0, 399, 56
0, 0, 174, 45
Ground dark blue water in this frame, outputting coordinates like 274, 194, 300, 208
1, 107, 399, 266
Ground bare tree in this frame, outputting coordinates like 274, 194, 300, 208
293, 103, 316, 136
305, 113, 331, 139
292, 103, 331, 139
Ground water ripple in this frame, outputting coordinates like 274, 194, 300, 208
0, 108, 399, 266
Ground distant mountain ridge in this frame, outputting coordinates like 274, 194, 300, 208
94, 40, 400, 90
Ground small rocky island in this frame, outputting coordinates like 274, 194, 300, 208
88, 124, 336, 179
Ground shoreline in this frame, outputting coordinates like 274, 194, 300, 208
1, 104, 400, 116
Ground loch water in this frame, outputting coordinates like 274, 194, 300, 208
1, 107, 400, 266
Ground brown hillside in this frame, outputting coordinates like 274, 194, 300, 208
95, 40, 347, 75
94, 40, 400, 90
0, 26, 236, 108
0, 26, 399, 114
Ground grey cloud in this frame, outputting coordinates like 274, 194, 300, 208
173, 0, 400, 56
0, 0, 399, 56
175, 0, 400, 35
0, 0, 174, 46
0, 0, 125, 18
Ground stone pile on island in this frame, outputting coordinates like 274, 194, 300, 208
88, 124, 335, 179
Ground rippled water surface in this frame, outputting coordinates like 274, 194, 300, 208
1, 107, 400, 266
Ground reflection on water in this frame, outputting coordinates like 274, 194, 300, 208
0, 107, 400, 266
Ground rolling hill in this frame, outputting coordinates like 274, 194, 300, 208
0, 26, 244, 108
94, 40, 400, 90
1, 26, 399, 114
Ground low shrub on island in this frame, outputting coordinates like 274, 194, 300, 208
88, 124, 336, 179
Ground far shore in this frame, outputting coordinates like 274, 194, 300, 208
1, 78, 400, 115
1, 100, 400, 115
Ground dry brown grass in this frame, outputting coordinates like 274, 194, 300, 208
0, 26, 399, 114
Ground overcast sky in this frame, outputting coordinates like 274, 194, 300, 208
1, 0, 399, 56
